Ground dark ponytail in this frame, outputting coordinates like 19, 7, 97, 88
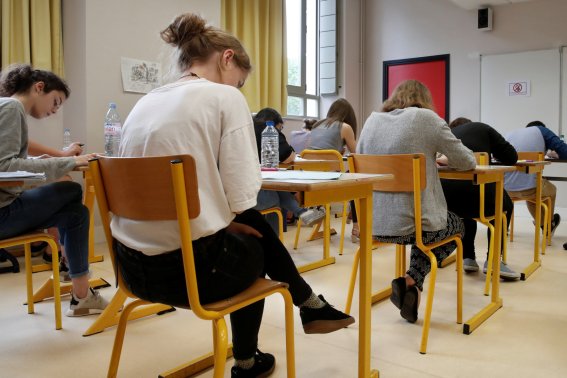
0, 64, 70, 98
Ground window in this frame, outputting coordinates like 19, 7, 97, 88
286, 0, 320, 117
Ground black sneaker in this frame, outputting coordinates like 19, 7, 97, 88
231, 349, 275, 378
300, 294, 355, 334
550, 214, 561, 237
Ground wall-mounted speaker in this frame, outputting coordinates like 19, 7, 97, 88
478, 7, 493, 31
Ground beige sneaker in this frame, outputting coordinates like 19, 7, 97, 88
66, 288, 108, 317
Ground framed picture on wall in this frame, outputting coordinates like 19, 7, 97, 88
383, 54, 450, 122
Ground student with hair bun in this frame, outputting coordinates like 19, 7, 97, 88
0, 64, 108, 315
113, 13, 354, 378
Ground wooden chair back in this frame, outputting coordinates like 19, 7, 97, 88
89, 155, 213, 317
517, 151, 545, 161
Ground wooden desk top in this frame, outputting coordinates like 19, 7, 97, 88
438, 164, 516, 174
0, 180, 24, 187
261, 172, 392, 191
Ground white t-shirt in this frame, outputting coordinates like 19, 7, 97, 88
111, 79, 261, 255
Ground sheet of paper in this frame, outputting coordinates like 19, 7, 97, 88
261, 171, 341, 180
0, 171, 46, 181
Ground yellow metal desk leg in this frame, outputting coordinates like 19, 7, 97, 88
358, 192, 375, 377
522, 169, 542, 280
464, 177, 504, 334
83, 287, 174, 336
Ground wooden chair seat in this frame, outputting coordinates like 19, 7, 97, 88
203, 279, 289, 312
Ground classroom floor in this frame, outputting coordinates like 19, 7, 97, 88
1, 212, 566, 378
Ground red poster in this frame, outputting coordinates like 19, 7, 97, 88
383, 55, 450, 122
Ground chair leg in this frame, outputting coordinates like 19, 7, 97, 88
338, 201, 347, 255
24, 244, 34, 315
281, 289, 296, 378
501, 214, 508, 264
48, 241, 62, 330
455, 238, 463, 324
212, 318, 229, 378
484, 223, 495, 296
419, 250, 438, 354
293, 219, 302, 250
509, 208, 515, 242
107, 299, 148, 378
344, 247, 361, 314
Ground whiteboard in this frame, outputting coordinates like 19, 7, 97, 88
480, 49, 561, 136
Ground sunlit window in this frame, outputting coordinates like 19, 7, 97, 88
286, 0, 319, 117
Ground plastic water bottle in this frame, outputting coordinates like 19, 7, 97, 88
104, 102, 122, 156
63, 128, 71, 150
261, 121, 279, 169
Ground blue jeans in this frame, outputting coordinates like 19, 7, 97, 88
0, 181, 90, 278
254, 190, 305, 233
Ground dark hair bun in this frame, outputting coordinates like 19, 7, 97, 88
160, 13, 207, 47
0, 64, 34, 97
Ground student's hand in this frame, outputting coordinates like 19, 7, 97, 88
62, 142, 84, 156
227, 221, 263, 238
73, 153, 98, 167
436, 154, 449, 167
546, 150, 559, 159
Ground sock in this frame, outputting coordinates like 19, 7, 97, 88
299, 292, 325, 309
234, 356, 255, 370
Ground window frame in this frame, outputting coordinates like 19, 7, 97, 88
286, 0, 320, 118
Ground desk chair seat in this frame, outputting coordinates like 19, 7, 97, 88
0, 232, 62, 329
344, 153, 463, 354
90, 155, 295, 378
293, 149, 348, 255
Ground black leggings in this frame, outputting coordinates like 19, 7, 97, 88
374, 211, 464, 291
114, 209, 312, 360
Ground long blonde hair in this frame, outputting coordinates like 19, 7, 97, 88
381, 80, 434, 112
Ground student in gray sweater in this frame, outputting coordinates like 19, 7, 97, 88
357, 80, 476, 323
0, 64, 107, 316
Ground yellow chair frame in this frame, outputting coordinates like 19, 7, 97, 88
470, 153, 509, 296
509, 151, 552, 252
0, 233, 61, 329
90, 156, 295, 378
259, 207, 284, 241
344, 153, 463, 354
293, 149, 348, 255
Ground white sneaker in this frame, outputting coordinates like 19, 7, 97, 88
299, 208, 326, 227
483, 261, 520, 280
66, 288, 108, 317
463, 258, 479, 273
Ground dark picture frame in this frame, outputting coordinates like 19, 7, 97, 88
383, 54, 450, 122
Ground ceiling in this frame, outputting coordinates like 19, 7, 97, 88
448, 0, 536, 10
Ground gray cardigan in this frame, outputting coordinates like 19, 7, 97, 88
0, 97, 76, 208
357, 107, 476, 236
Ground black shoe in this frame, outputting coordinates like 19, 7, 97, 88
31, 242, 49, 257
390, 277, 406, 310
550, 214, 561, 236
231, 349, 275, 378
400, 286, 419, 323
300, 294, 355, 334
563, 242, 567, 250
43, 250, 61, 263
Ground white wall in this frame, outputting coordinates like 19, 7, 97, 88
362, 0, 567, 122
61, 0, 220, 155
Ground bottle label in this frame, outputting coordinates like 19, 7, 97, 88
105, 122, 122, 136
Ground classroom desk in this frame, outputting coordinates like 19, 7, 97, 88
512, 160, 550, 280
438, 164, 516, 334
279, 159, 346, 272
262, 172, 392, 378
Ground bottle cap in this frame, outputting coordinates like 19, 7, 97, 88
266, 121, 275, 127
109, 102, 116, 109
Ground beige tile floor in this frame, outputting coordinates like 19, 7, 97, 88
1, 214, 566, 378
